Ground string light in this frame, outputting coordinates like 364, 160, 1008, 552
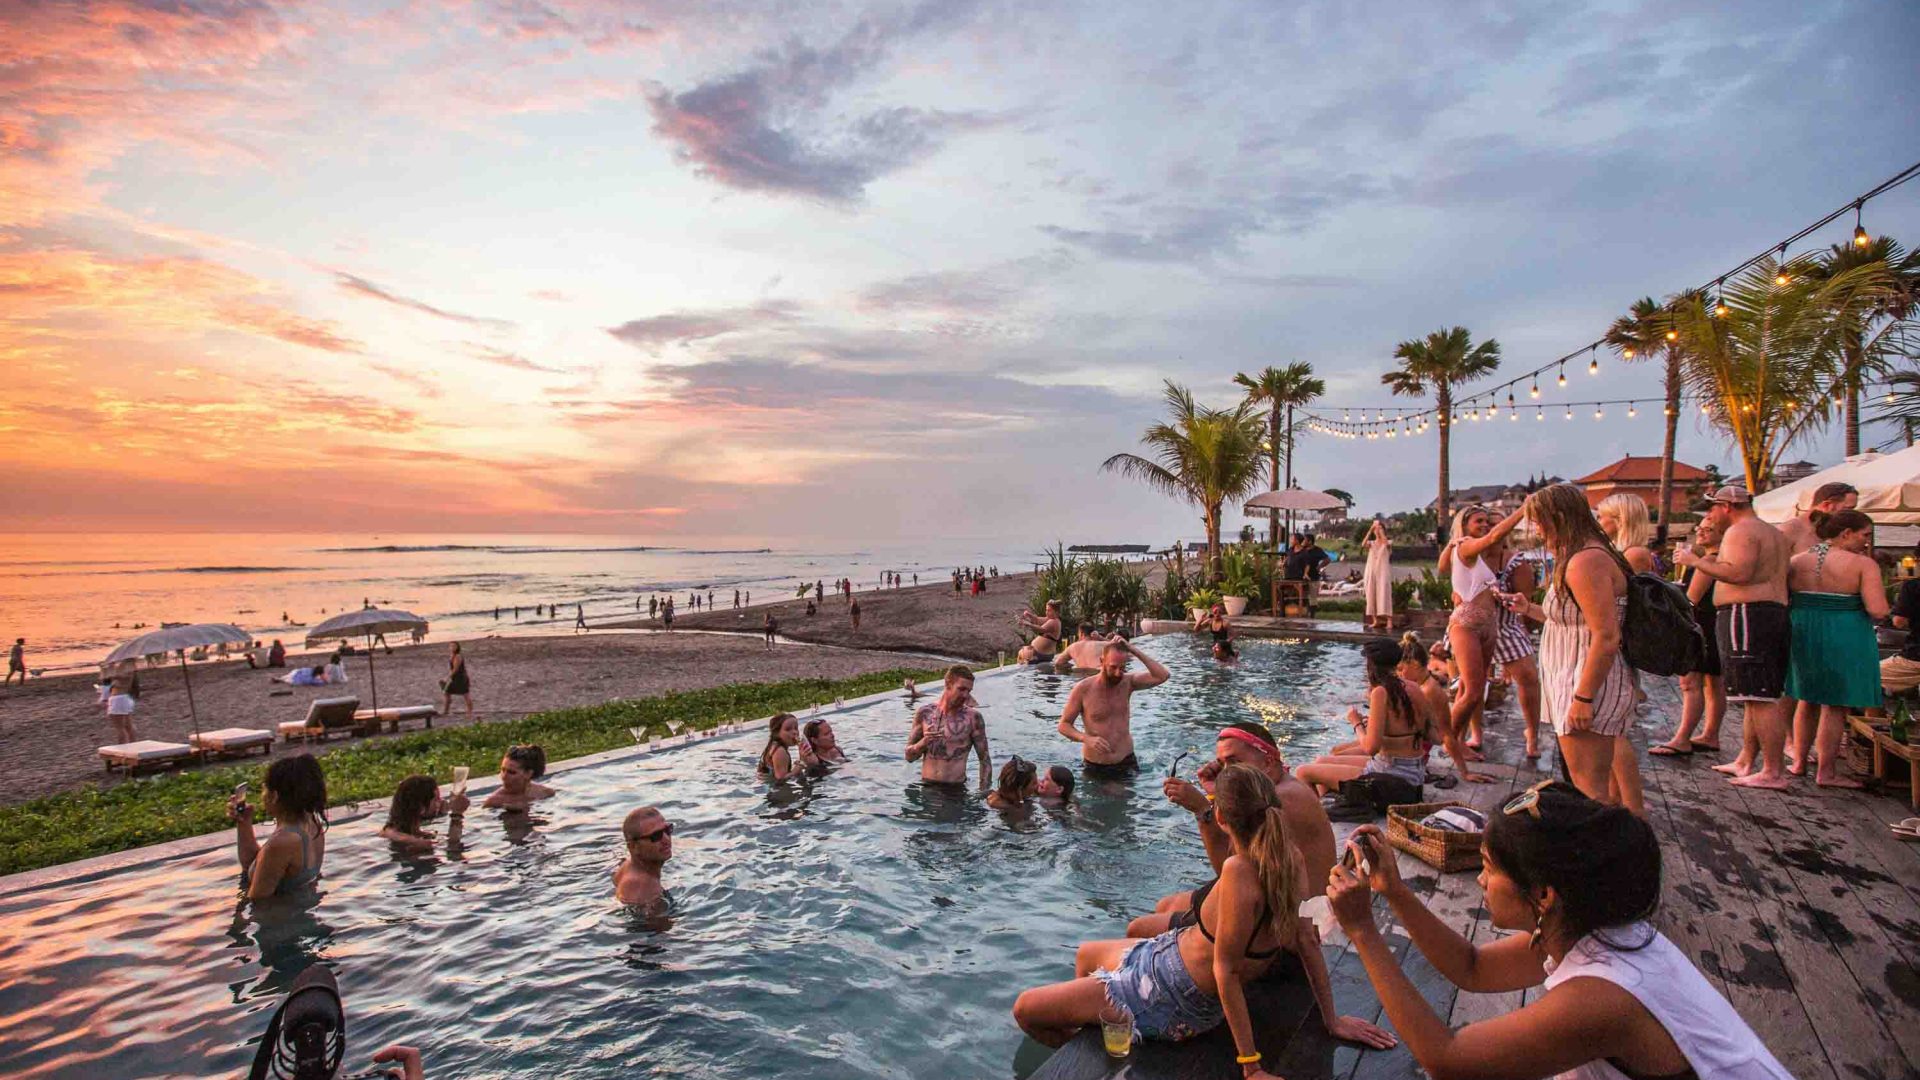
1594, 405, 1604, 419
1530, 378, 1539, 399
1665, 328, 1677, 342
1622, 345, 1635, 360
1774, 244, 1791, 287
1557, 362, 1567, 388
1535, 407, 1543, 421
1588, 347, 1599, 375
1564, 404, 1573, 420
1628, 401, 1637, 417
1714, 280, 1728, 318
1344, 409, 1351, 422
1509, 404, 1518, 421
1854, 202, 1870, 248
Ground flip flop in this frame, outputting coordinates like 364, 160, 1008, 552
1688, 741, 1722, 752
1649, 744, 1693, 758
1891, 818, 1920, 839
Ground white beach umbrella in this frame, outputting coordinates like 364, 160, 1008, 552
1244, 487, 1347, 513
1753, 444, 1920, 526
101, 622, 254, 738
305, 608, 429, 711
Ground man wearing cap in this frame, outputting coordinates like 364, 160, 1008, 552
1125, 721, 1395, 1050
1674, 485, 1795, 790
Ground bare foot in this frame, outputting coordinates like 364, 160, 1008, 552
1730, 770, 1793, 790
1815, 775, 1864, 790
1786, 760, 1807, 777
1524, 743, 1540, 760
1465, 738, 1483, 751
1710, 759, 1752, 777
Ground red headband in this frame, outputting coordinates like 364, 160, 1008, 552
1219, 727, 1278, 761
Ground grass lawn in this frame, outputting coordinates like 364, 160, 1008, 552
0, 667, 943, 877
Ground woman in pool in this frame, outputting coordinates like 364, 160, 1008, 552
758, 713, 801, 781
1202, 606, 1237, 662
1297, 638, 1431, 795
379, 774, 469, 851
1036, 763, 1075, 801
1014, 765, 1354, 1075
1327, 781, 1793, 1080
227, 753, 328, 900
441, 642, 472, 719
483, 744, 552, 810
987, 755, 1039, 809
799, 718, 847, 767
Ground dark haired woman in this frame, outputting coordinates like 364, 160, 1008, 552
1784, 508, 1887, 788
1297, 638, 1430, 794
800, 717, 847, 767
758, 713, 800, 781
379, 774, 469, 851
1016, 765, 1392, 1067
1327, 781, 1792, 1080
987, 755, 1038, 809
227, 753, 328, 899
483, 744, 551, 810
440, 642, 472, 720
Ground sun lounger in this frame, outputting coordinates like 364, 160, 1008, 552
277, 696, 362, 742
188, 727, 274, 760
99, 740, 196, 776
353, 705, 438, 735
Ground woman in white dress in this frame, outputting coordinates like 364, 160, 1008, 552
1362, 518, 1394, 630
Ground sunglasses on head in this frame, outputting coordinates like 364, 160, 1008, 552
1502, 780, 1554, 819
628, 823, 674, 844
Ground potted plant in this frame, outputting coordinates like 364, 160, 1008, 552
1187, 586, 1221, 623
1218, 547, 1257, 616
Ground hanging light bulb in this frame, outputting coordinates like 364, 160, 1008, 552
1594, 405, 1604, 420
1489, 399, 1498, 417
1589, 349, 1600, 375
1854, 202, 1871, 248
1557, 362, 1567, 388
1530, 379, 1540, 399
1622, 345, 1635, 360
1665, 329, 1677, 342
1564, 404, 1573, 420
1508, 405, 1517, 421
1535, 407, 1543, 422
1344, 409, 1351, 422
1714, 280, 1729, 318
1774, 244, 1791, 287
1629, 401, 1638, 417
1700, 402, 1711, 415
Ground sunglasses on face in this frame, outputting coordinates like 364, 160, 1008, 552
628, 823, 674, 844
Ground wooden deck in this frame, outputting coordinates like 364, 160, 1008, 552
1032, 677, 1920, 1080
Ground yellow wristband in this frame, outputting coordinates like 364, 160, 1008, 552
1236, 1052, 1262, 1064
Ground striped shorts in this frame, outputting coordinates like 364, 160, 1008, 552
1492, 614, 1535, 666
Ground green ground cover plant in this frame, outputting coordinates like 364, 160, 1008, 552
0, 668, 940, 876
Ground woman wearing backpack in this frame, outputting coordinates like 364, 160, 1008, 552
1501, 484, 1643, 814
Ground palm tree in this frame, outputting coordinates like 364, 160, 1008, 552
1381, 327, 1501, 536
1870, 368, 1920, 447
1103, 381, 1267, 581
1803, 235, 1920, 454
1233, 362, 1325, 550
1604, 296, 1687, 543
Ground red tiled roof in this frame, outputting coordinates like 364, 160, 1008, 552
1574, 456, 1711, 484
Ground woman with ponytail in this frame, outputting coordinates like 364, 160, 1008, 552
1014, 764, 1396, 1067
1327, 781, 1792, 1079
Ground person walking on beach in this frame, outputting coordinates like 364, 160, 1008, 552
1783, 509, 1887, 789
1058, 638, 1170, 778
6, 638, 24, 685
441, 642, 473, 719
764, 611, 778, 648
662, 598, 675, 631
1673, 486, 1794, 789
849, 598, 862, 632
816, 580, 825, 604
649, 596, 658, 620
614, 806, 673, 909
100, 673, 139, 743
574, 605, 587, 633
907, 666, 991, 788
1362, 520, 1393, 631
733, 589, 740, 609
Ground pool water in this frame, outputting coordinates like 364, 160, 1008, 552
0, 636, 1368, 1080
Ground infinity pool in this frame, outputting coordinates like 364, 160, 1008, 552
0, 635, 1368, 1080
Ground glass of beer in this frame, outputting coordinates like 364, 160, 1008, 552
451, 766, 469, 796
1099, 1005, 1133, 1058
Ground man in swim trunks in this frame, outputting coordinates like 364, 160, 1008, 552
1016, 599, 1063, 664
1058, 639, 1169, 777
1674, 485, 1795, 790
906, 665, 991, 788
1051, 624, 1110, 671
613, 806, 672, 908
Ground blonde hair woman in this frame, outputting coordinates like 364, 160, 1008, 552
1501, 484, 1643, 814
1437, 504, 1522, 775
1595, 494, 1656, 574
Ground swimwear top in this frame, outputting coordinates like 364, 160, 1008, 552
1192, 879, 1281, 960
1450, 544, 1498, 605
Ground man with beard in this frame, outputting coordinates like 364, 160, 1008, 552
907, 665, 992, 788
1057, 638, 1169, 777
613, 806, 673, 909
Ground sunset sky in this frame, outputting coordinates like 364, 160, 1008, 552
4, 0, 1917, 544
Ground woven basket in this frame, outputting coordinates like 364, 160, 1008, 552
1386, 801, 1484, 873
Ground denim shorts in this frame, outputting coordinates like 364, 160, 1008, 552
1095, 930, 1223, 1042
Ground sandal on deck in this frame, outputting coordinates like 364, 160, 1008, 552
1649, 744, 1693, 758
1892, 818, 1920, 840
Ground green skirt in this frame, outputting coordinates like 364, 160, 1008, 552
1783, 592, 1882, 708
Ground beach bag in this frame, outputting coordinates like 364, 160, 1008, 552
1621, 572, 1705, 677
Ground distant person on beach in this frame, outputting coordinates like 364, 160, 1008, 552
379, 774, 468, 852
1326, 783, 1793, 1080
614, 806, 673, 908
805, 599, 816, 617
440, 643, 472, 719
801, 718, 847, 766
1783, 508, 1886, 789
759, 713, 801, 781
649, 596, 658, 619
1362, 519, 1393, 630
1017, 599, 1063, 664
484, 744, 551, 811
733, 589, 740, 608
816, 580, 825, 603
849, 598, 862, 632
986, 755, 1038, 810
954, 570, 963, 596
1053, 624, 1110, 671
98, 673, 140, 743
764, 611, 778, 648
907, 666, 991, 788
228, 753, 327, 899
574, 605, 587, 632
6, 638, 23, 685
268, 639, 286, 667
1058, 639, 1170, 778
1674, 485, 1794, 789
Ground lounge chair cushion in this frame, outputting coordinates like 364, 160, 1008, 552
189, 728, 273, 751
354, 706, 437, 723
278, 720, 315, 738
99, 740, 194, 762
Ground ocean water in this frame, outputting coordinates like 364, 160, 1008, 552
0, 534, 1046, 674
0, 636, 1365, 1080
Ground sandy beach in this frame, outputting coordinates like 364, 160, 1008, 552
0, 632, 945, 806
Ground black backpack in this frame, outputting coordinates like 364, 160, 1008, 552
1621, 571, 1705, 677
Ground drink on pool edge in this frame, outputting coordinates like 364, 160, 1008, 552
1099, 1005, 1133, 1058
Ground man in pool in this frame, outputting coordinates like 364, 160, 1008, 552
1129, 721, 1394, 1049
614, 805, 673, 908
1058, 639, 1170, 778
1050, 623, 1110, 671
906, 665, 991, 788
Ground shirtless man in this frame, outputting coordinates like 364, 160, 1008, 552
1051, 624, 1109, 671
1125, 721, 1398, 1051
1057, 639, 1170, 777
906, 665, 991, 788
1016, 599, 1063, 664
613, 806, 673, 908
1776, 482, 1858, 774
1673, 486, 1795, 789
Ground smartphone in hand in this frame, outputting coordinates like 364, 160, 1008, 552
1340, 835, 1373, 880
